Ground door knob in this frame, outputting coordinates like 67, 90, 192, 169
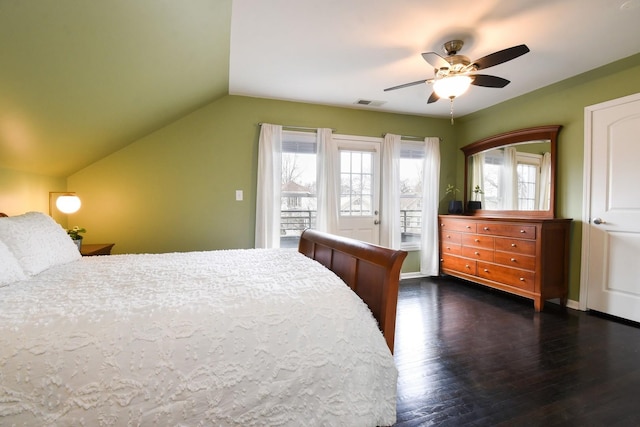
593, 218, 606, 225
374, 219, 380, 225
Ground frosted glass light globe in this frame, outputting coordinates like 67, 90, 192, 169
56, 195, 81, 214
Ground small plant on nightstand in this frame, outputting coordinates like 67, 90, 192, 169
67, 226, 86, 251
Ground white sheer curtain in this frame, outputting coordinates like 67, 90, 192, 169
380, 133, 401, 249
315, 128, 338, 233
500, 146, 518, 210
538, 152, 551, 210
255, 124, 282, 248
471, 152, 485, 204
420, 137, 441, 276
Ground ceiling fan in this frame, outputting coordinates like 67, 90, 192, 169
384, 40, 530, 105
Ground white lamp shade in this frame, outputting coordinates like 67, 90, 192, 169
433, 75, 472, 99
56, 195, 82, 214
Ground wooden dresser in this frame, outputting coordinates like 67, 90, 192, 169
439, 215, 571, 311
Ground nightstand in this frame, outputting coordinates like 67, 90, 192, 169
81, 243, 115, 256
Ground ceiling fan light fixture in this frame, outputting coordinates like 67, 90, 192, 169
433, 75, 472, 99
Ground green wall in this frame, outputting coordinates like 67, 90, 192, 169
456, 53, 640, 301
67, 95, 456, 266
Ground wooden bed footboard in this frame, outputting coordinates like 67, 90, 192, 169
298, 229, 407, 353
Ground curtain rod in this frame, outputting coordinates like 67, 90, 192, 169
258, 123, 337, 132
383, 133, 443, 142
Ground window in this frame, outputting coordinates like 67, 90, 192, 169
280, 131, 317, 248
399, 142, 424, 247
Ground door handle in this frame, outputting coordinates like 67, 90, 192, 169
593, 218, 606, 225
374, 220, 380, 225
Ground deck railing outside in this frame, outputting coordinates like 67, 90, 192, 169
280, 209, 421, 247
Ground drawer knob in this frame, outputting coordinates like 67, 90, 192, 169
474, 238, 480, 242
483, 227, 489, 231
484, 268, 489, 272
511, 243, 517, 247
446, 246, 451, 250
511, 258, 516, 262
447, 235, 451, 238
475, 251, 480, 255
520, 229, 526, 233
519, 277, 525, 281
465, 264, 470, 269
466, 225, 471, 229
441, 223, 445, 227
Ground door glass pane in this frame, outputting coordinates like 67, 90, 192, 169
340, 150, 373, 216
517, 163, 537, 210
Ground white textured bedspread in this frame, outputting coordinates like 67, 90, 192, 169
0, 249, 397, 426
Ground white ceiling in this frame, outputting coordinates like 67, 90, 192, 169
230, 0, 640, 118
1, 0, 639, 177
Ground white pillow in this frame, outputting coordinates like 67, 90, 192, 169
0, 212, 81, 276
0, 239, 27, 286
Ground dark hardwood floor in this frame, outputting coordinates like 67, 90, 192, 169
393, 276, 640, 427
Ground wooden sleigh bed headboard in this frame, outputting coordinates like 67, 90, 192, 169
298, 229, 407, 353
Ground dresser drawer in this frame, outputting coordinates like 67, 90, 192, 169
477, 223, 537, 239
494, 252, 536, 271
439, 218, 477, 233
441, 242, 462, 256
441, 254, 477, 275
462, 246, 494, 262
440, 230, 462, 245
462, 234, 495, 249
477, 262, 535, 291
495, 237, 536, 256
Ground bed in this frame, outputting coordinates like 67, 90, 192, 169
0, 212, 406, 426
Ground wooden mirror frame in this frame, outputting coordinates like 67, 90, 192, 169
461, 125, 562, 219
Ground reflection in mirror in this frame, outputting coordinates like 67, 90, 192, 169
468, 141, 552, 211
461, 125, 561, 219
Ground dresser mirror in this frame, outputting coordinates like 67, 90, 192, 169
461, 125, 561, 218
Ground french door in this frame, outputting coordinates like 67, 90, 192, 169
334, 135, 380, 244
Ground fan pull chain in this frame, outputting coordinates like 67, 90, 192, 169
449, 98, 455, 125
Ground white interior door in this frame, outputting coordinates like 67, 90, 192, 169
335, 136, 380, 244
582, 93, 640, 322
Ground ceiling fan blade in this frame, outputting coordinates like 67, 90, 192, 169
421, 52, 450, 70
384, 79, 428, 92
472, 44, 529, 70
427, 91, 440, 104
471, 74, 511, 88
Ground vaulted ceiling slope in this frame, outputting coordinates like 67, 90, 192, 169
0, 0, 232, 177
2, 0, 639, 177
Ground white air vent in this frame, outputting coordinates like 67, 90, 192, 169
354, 99, 386, 107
